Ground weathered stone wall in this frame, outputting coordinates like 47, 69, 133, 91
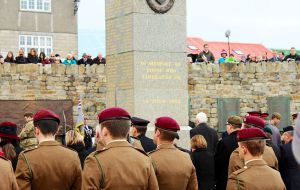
0, 64, 106, 126
1, 62, 300, 131
188, 62, 300, 129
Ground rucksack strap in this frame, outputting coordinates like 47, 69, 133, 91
22, 154, 33, 180
94, 155, 105, 188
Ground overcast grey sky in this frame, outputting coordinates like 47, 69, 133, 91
78, 0, 300, 55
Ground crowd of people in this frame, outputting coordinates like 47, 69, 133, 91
188, 44, 300, 64
0, 48, 106, 65
0, 107, 300, 190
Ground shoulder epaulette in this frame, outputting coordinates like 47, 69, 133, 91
148, 149, 159, 155
93, 148, 108, 188
22, 146, 38, 154
93, 147, 109, 156
133, 147, 149, 156
233, 167, 248, 176
0, 155, 8, 161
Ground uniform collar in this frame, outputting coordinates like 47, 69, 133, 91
244, 159, 266, 167
106, 140, 131, 149
38, 140, 60, 146
157, 143, 176, 150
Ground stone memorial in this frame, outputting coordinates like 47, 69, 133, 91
105, 0, 188, 128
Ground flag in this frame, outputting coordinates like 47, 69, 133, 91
75, 99, 85, 135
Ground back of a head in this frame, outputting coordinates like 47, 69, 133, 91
157, 128, 177, 142
101, 120, 131, 139
238, 128, 267, 157
272, 112, 282, 120
227, 115, 243, 129
34, 120, 59, 136
65, 130, 84, 146
240, 140, 266, 157
2, 143, 17, 161
196, 112, 208, 124
191, 135, 207, 149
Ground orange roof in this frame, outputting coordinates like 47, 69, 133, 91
187, 37, 273, 59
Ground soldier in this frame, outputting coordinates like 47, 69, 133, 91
82, 107, 159, 189
15, 109, 82, 190
149, 116, 198, 190
228, 116, 278, 175
227, 128, 286, 190
0, 155, 18, 190
131, 116, 156, 152
19, 112, 38, 149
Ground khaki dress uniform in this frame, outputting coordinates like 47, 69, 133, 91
227, 159, 286, 190
149, 144, 198, 190
15, 141, 82, 190
228, 145, 278, 175
82, 140, 158, 190
0, 156, 18, 190
19, 121, 38, 149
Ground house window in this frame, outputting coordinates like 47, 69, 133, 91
20, 0, 51, 12
19, 35, 53, 56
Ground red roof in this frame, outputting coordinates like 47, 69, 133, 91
187, 37, 273, 59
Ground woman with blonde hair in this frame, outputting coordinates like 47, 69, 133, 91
65, 130, 88, 168
191, 135, 215, 190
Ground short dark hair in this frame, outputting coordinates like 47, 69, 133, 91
203, 44, 208, 47
240, 140, 265, 156
133, 125, 147, 134
156, 128, 177, 142
34, 120, 59, 136
24, 112, 33, 118
101, 120, 130, 139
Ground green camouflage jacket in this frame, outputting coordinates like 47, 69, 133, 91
19, 121, 38, 149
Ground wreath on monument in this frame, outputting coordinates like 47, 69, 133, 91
146, 0, 175, 14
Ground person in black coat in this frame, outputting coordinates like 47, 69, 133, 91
280, 126, 300, 190
77, 53, 93, 65
15, 49, 28, 64
92, 53, 106, 65
82, 118, 94, 150
214, 115, 242, 190
66, 130, 89, 168
130, 117, 156, 152
190, 112, 218, 155
191, 134, 215, 190
27, 48, 39, 63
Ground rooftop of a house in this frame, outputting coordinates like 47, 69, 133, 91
187, 37, 273, 59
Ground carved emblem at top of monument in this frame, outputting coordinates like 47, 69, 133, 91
146, 0, 175, 14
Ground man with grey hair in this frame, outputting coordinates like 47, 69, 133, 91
280, 126, 300, 190
190, 112, 218, 154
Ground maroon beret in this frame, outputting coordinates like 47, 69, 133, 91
155, 117, 180, 132
33, 109, 60, 124
244, 116, 265, 129
237, 128, 268, 142
98, 107, 131, 124
260, 113, 269, 118
0, 122, 19, 140
247, 111, 261, 117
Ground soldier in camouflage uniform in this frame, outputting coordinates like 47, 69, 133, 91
19, 113, 38, 149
